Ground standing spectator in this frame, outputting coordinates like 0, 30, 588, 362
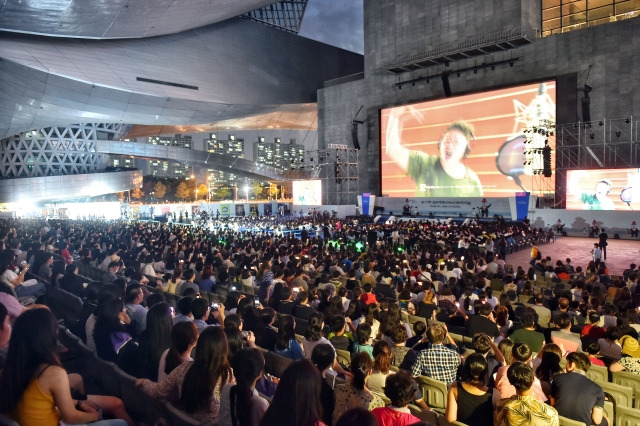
495, 362, 559, 426
551, 352, 609, 426
591, 243, 602, 268
598, 228, 608, 260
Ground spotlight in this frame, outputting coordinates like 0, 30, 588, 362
583, 84, 592, 94
599, 121, 604, 126
625, 118, 631, 124
589, 133, 595, 139
615, 131, 621, 137
573, 124, 578, 129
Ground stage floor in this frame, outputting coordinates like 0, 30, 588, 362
503, 236, 640, 277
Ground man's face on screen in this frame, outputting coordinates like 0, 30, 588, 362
440, 129, 468, 164
595, 182, 610, 199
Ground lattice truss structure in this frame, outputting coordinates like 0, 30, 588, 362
0, 123, 130, 178
242, 0, 308, 33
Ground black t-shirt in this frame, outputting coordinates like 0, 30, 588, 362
551, 371, 605, 426
466, 315, 500, 338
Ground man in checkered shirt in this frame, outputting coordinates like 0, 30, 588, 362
410, 323, 461, 386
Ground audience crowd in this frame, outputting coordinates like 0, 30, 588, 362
0, 214, 639, 426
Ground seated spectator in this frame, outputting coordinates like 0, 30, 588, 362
137, 327, 234, 425
371, 371, 421, 425
0, 308, 131, 425
609, 335, 640, 374
276, 287, 295, 316
389, 324, 417, 370
93, 298, 134, 364
328, 315, 354, 352
510, 309, 545, 353
585, 341, 606, 366
335, 407, 377, 426
311, 343, 336, 425
367, 340, 393, 399
445, 353, 501, 426
596, 326, 623, 361
260, 359, 324, 426
551, 352, 610, 426
534, 343, 564, 399
254, 307, 278, 351
471, 333, 504, 387
158, 321, 198, 382
274, 315, 304, 360
360, 283, 377, 305
410, 324, 461, 386
293, 290, 315, 320
550, 312, 582, 354
405, 320, 426, 349
495, 342, 547, 402
352, 322, 374, 359
59, 264, 87, 297
198, 265, 216, 293
581, 312, 606, 344
467, 302, 500, 339
332, 352, 385, 424
173, 296, 194, 325
495, 362, 559, 426
218, 348, 269, 426
134, 302, 173, 381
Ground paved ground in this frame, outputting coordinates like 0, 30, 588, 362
503, 235, 640, 276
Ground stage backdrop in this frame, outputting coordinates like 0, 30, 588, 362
380, 81, 556, 198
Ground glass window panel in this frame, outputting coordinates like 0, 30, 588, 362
589, 5, 614, 19
589, 0, 613, 8
563, 0, 587, 13
563, 12, 587, 25
542, 0, 561, 8
543, 6, 562, 19
615, 0, 640, 14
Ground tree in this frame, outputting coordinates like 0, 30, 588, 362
251, 182, 264, 198
213, 187, 232, 200
175, 182, 190, 201
116, 192, 126, 203
131, 188, 144, 200
153, 181, 167, 199
196, 183, 208, 200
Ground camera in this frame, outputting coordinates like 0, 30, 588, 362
241, 331, 250, 339
211, 303, 219, 310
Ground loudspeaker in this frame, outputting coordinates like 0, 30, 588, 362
542, 145, 552, 177
441, 73, 452, 97
351, 122, 361, 150
581, 96, 591, 125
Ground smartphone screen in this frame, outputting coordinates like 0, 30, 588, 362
254, 297, 260, 308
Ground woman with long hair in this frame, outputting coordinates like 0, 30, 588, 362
274, 315, 304, 360
534, 343, 563, 398
158, 321, 198, 382
137, 326, 234, 424
332, 352, 385, 424
0, 303, 11, 367
366, 340, 393, 399
0, 308, 130, 425
136, 302, 173, 381
94, 299, 133, 363
219, 348, 269, 426
302, 312, 351, 377
259, 359, 324, 426
164, 267, 183, 295
445, 353, 500, 426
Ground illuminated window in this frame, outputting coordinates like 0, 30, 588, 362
542, 0, 640, 37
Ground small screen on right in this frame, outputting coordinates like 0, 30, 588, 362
566, 168, 640, 210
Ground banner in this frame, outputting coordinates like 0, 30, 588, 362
515, 192, 530, 221
220, 204, 231, 217
263, 203, 272, 216
249, 205, 258, 217
235, 204, 245, 217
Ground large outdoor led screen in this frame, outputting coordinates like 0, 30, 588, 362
292, 180, 322, 205
380, 81, 557, 198
566, 168, 640, 210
